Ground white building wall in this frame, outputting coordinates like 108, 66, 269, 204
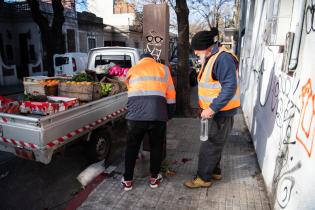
0, 16, 44, 85
87, 0, 135, 26
239, 0, 315, 209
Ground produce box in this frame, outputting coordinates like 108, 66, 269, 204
100, 77, 127, 96
0, 96, 20, 114
23, 76, 50, 82
20, 96, 79, 116
23, 76, 68, 83
23, 76, 62, 96
112, 76, 127, 82
0, 96, 13, 110
59, 81, 101, 101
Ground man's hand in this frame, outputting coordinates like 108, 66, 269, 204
201, 108, 215, 119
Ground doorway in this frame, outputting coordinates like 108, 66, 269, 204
18, 33, 29, 79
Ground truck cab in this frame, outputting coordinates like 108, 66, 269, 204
87, 47, 140, 72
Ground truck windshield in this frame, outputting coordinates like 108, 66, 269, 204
55, 57, 69, 66
95, 55, 132, 68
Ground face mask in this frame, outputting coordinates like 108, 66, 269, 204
199, 54, 206, 64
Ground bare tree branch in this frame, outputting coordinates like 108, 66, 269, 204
26, 0, 67, 76
26, 0, 49, 31
189, 0, 233, 29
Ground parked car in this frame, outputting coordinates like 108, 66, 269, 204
188, 58, 198, 86
170, 57, 198, 87
54, 52, 88, 76
190, 55, 201, 71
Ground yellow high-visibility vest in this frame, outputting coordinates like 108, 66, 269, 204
197, 47, 240, 111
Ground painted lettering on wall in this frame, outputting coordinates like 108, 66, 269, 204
296, 78, 315, 157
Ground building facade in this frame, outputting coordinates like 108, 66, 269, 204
0, 0, 143, 86
87, 0, 143, 50
0, 1, 78, 85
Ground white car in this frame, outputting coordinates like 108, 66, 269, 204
54, 52, 88, 76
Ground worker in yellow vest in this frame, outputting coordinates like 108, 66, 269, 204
121, 53, 176, 191
184, 28, 240, 188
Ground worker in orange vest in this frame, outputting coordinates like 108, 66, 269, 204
184, 28, 240, 188
121, 53, 176, 191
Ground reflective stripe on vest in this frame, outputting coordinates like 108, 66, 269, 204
197, 47, 241, 111
129, 76, 166, 84
199, 94, 240, 103
167, 98, 176, 103
128, 90, 166, 97
127, 59, 175, 104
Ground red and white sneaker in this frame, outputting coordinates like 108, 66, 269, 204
121, 177, 133, 191
149, 173, 163, 188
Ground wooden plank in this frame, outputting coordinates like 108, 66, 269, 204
59, 82, 101, 101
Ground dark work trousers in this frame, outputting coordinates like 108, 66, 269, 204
197, 116, 234, 181
124, 120, 166, 181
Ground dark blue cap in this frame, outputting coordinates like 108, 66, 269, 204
140, 53, 154, 59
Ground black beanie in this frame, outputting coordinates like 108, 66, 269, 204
191, 28, 219, 50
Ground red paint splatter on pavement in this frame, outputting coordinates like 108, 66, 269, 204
181, 158, 192, 163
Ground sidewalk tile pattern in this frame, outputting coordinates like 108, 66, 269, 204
78, 115, 271, 210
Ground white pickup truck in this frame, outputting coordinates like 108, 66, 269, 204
0, 47, 140, 164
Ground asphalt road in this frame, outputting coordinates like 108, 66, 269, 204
0, 120, 127, 210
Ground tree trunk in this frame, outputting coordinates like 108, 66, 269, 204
215, 13, 220, 28
41, 29, 64, 77
27, 0, 65, 77
175, 0, 191, 116
41, 30, 53, 76
206, 16, 212, 30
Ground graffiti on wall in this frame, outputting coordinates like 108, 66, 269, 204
144, 30, 164, 62
239, 0, 315, 209
296, 79, 315, 157
242, 51, 315, 209
306, 0, 315, 34
240, 46, 304, 209
269, 74, 301, 209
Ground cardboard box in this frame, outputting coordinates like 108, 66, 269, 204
0, 96, 14, 111
23, 76, 67, 96
20, 96, 79, 115
0, 96, 20, 113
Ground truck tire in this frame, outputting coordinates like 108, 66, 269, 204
87, 128, 112, 162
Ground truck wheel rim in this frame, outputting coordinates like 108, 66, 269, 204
96, 137, 107, 155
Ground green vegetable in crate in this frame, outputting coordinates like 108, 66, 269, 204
72, 73, 93, 82
24, 93, 48, 102
100, 83, 113, 96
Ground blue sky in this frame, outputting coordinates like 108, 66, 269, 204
76, 0, 88, 12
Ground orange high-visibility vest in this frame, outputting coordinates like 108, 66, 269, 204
125, 57, 176, 104
197, 47, 240, 111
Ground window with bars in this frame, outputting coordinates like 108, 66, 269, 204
88, 37, 96, 50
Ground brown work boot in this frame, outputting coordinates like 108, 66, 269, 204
212, 167, 222, 180
184, 176, 212, 188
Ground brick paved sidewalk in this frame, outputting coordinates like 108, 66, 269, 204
78, 114, 271, 210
